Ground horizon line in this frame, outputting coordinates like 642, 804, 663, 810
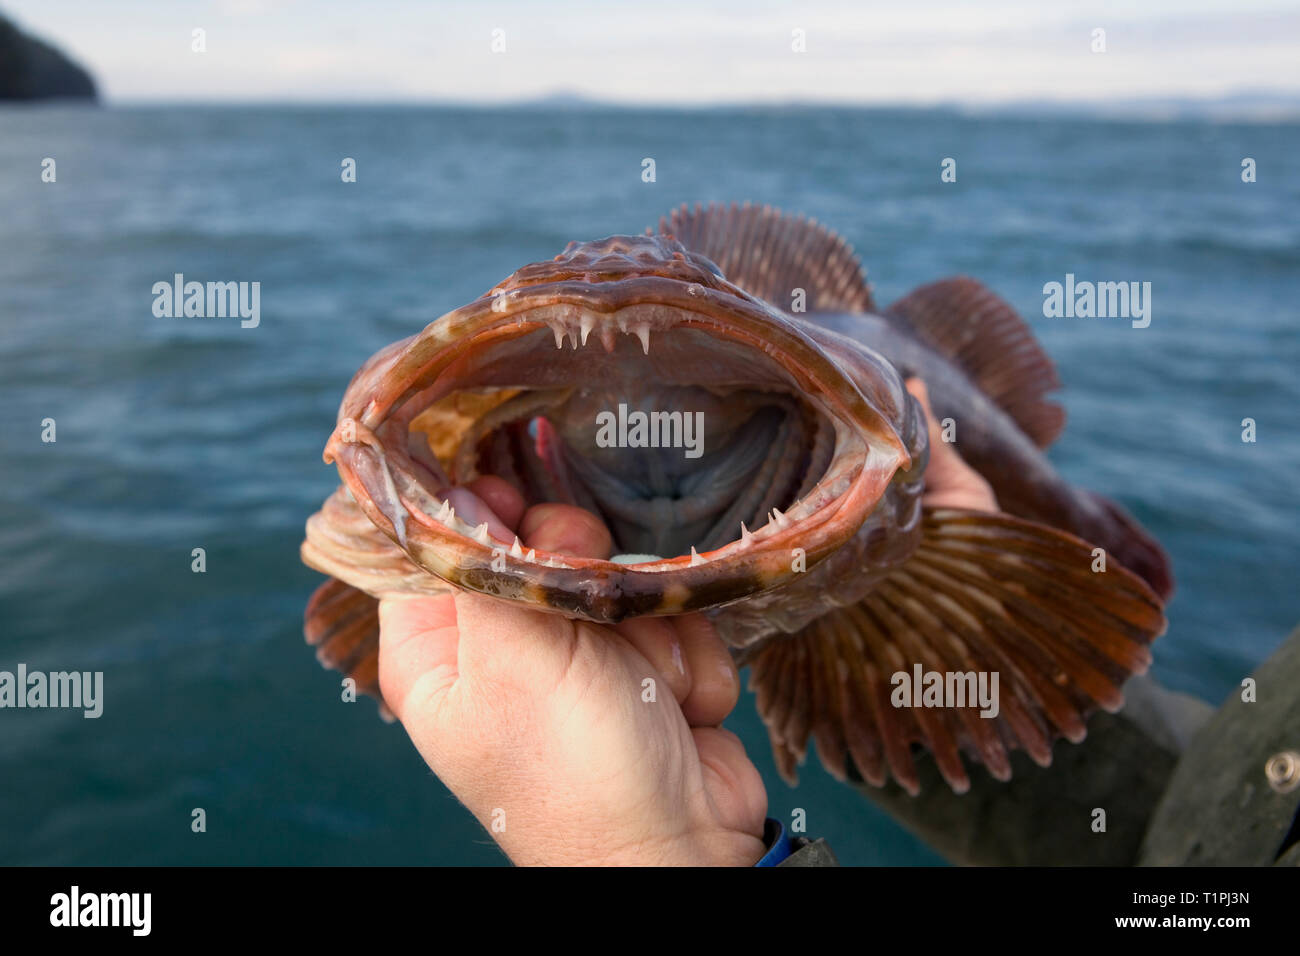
16, 88, 1300, 120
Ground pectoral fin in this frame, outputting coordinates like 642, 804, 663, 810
742, 508, 1165, 795
304, 577, 392, 722
301, 485, 450, 721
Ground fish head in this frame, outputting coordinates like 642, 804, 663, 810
322, 233, 927, 627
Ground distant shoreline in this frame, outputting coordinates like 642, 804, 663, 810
9, 98, 1296, 125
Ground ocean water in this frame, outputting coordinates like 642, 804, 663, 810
0, 105, 1297, 866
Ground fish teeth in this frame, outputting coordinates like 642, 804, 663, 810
436, 498, 455, 524
739, 521, 754, 546
579, 314, 595, 346
689, 546, 706, 567
550, 321, 565, 349
768, 507, 791, 531
510, 536, 524, 558
472, 522, 490, 544
525, 548, 537, 563
633, 322, 651, 355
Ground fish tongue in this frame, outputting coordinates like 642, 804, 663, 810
609, 552, 663, 564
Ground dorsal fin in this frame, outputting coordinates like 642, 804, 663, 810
656, 202, 875, 314
887, 277, 1066, 448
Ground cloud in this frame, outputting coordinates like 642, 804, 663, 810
3, 0, 1297, 105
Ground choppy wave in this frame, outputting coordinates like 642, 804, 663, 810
1, 106, 1297, 865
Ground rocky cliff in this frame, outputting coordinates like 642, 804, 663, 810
0, 13, 97, 100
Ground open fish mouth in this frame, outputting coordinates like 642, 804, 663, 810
312, 235, 914, 622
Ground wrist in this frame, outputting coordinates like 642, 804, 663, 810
503, 824, 766, 867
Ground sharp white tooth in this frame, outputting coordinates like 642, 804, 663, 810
567, 325, 579, 349
739, 521, 754, 546
579, 314, 595, 346
436, 498, 453, 523
633, 322, 651, 355
771, 506, 790, 529
472, 522, 490, 544
510, 536, 524, 557
689, 546, 706, 567
551, 322, 565, 349
525, 548, 537, 563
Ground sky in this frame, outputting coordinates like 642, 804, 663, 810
4, 0, 1299, 107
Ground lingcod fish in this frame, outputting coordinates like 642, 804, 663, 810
300, 202, 1172, 795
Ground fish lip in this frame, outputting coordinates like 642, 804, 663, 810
326, 276, 912, 621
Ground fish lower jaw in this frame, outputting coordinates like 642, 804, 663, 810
421, 489, 825, 575
330, 392, 885, 616
329, 409, 826, 576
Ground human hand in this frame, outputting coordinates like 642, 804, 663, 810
904, 377, 998, 512
377, 379, 987, 866
377, 478, 768, 867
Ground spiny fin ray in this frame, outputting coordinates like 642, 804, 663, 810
886, 277, 1066, 448
656, 201, 875, 314
740, 508, 1165, 794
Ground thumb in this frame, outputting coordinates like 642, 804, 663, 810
904, 376, 998, 511
377, 593, 460, 724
